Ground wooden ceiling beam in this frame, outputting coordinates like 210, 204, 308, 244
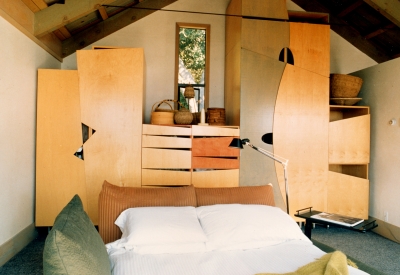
96, 4, 109, 20
0, 0, 63, 60
34, 0, 116, 37
61, 0, 177, 57
337, 0, 364, 17
364, 23, 395, 39
291, 0, 391, 63
363, 0, 400, 28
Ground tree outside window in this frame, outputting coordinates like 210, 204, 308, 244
175, 23, 210, 113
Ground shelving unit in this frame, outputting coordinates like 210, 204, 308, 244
328, 105, 370, 219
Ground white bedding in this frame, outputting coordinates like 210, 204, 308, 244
106, 204, 369, 275
108, 240, 367, 275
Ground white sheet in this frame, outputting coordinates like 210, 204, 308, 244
108, 240, 369, 275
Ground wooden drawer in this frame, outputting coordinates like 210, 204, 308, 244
192, 157, 239, 169
192, 125, 239, 136
327, 171, 369, 219
192, 169, 239, 187
142, 148, 191, 169
143, 124, 191, 136
142, 135, 191, 148
142, 169, 191, 186
192, 137, 240, 157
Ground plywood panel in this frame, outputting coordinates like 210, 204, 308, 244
289, 23, 330, 77
273, 64, 329, 217
192, 125, 239, 136
327, 171, 369, 219
242, 20, 289, 60
239, 50, 285, 198
142, 169, 191, 186
224, 42, 241, 126
242, 0, 288, 19
142, 148, 191, 169
329, 115, 370, 164
192, 137, 240, 157
142, 135, 191, 148
36, 69, 86, 226
192, 157, 239, 169
192, 170, 239, 187
142, 124, 191, 136
77, 48, 144, 224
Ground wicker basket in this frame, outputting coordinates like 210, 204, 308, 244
207, 108, 226, 125
330, 74, 363, 98
174, 107, 193, 125
150, 100, 174, 125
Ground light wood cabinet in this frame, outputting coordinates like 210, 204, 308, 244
141, 124, 240, 187
36, 69, 87, 226
225, 0, 331, 217
36, 48, 144, 226
328, 106, 370, 219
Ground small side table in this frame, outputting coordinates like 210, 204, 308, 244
295, 207, 378, 239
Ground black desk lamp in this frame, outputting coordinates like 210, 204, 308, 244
229, 138, 290, 214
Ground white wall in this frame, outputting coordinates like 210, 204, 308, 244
352, 59, 400, 227
0, 16, 60, 246
62, 0, 230, 124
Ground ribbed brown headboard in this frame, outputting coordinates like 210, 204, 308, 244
98, 181, 197, 244
98, 181, 275, 244
194, 184, 275, 207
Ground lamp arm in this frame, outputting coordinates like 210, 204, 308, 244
244, 141, 290, 214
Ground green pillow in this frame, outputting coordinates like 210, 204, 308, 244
43, 195, 111, 275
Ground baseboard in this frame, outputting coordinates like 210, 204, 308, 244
372, 217, 400, 244
0, 223, 37, 267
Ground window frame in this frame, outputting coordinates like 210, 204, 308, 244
174, 22, 210, 111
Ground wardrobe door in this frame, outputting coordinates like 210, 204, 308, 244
36, 69, 86, 226
77, 48, 144, 224
273, 64, 329, 216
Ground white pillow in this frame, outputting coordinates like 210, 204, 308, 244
114, 206, 208, 254
196, 204, 311, 251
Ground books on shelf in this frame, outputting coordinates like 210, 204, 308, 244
311, 212, 364, 227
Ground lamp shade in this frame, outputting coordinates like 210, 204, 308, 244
261, 133, 273, 144
229, 138, 244, 149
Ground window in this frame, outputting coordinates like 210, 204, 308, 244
175, 23, 210, 113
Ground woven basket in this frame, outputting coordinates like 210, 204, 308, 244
207, 108, 226, 125
150, 100, 174, 125
330, 74, 363, 98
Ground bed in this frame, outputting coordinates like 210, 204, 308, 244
98, 181, 368, 275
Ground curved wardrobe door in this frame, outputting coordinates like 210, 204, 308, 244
273, 64, 329, 217
239, 49, 286, 199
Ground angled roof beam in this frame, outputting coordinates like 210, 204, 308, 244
337, 0, 364, 17
291, 0, 391, 63
34, 0, 116, 37
363, 0, 400, 28
21, 0, 48, 12
96, 4, 109, 20
364, 23, 395, 39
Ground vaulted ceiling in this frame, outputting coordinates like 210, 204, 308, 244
1, 0, 399, 63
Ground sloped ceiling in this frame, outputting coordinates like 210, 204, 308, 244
1, 0, 399, 63
0, 0, 177, 61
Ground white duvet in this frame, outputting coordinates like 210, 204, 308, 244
108, 240, 367, 275
106, 204, 369, 275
